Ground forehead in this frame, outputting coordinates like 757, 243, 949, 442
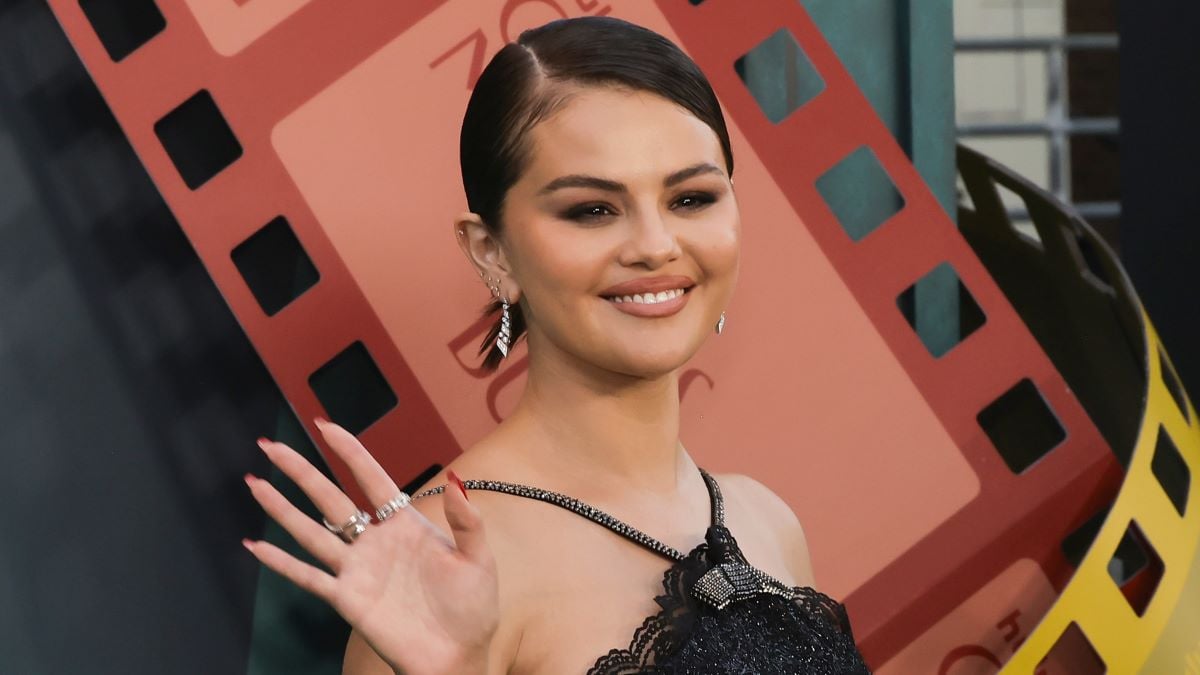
521, 86, 725, 182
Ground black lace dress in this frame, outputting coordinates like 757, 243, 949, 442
412, 468, 872, 674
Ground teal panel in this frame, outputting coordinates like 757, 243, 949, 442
736, 28, 827, 123
816, 146, 905, 241
798, 0, 956, 217
794, 0, 959, 351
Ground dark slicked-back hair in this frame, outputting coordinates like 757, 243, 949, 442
460, 15, 734, 372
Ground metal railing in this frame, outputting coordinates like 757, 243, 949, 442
955, 31, 1120, 222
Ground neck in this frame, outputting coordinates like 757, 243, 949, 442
500, 331, 690, 498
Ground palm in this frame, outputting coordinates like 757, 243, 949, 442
242, 420, 499, 675
333, 515, 499, 671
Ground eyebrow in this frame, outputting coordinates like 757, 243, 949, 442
536, 162, 725, 195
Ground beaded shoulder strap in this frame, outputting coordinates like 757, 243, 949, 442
410, 467, 725, 563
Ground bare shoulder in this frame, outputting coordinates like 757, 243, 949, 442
404, 462, 511, 542
712, 472, 816, 588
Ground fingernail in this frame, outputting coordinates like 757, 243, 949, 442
244, 473, 257, 486
448, 469, 469, 501
242, 538, 255, 551
314, 416, 329, 428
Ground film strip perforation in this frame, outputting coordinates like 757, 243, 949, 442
1001, 314, 1200, 672
50, 0, 465, 508
656, 0, 1122, 664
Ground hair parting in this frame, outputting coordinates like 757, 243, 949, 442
459, 16, 734, 371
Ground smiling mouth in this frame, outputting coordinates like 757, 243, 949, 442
602, 287, 691, 304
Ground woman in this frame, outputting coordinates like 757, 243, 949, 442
242, 15, 872, 675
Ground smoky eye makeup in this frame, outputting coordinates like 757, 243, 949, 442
672, 191, 718, 210
562, 202, 618, 223
554, 183, 726, 223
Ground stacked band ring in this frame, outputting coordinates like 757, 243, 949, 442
323, 510, 372, 543
375, 492, 412, 521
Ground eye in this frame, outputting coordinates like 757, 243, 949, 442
564, 203, 617, 223
672, 192, 717, 211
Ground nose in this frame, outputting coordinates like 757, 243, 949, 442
618, 208, 682, 269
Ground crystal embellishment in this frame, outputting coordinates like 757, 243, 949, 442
690, 560, 802, 610
497, 301, 512, 357
412, 478, 692, 561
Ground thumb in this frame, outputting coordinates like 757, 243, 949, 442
442, 470, 490, 563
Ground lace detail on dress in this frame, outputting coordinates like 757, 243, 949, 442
588, 523, 871, 674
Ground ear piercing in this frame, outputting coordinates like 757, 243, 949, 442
481, 272, 512, 358
715, 312, 726, 335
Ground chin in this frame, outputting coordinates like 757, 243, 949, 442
602, 340, 701, 379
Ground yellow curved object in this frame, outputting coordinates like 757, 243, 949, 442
1002, 309, 1200, 673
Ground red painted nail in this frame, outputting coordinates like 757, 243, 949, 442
448, 469, 469, 501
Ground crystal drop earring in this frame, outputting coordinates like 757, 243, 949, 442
715, 312, 726, 335
497, 298, 512, 358
485, 274, 512, 359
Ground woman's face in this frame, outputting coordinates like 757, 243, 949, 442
495, 85, 740, 379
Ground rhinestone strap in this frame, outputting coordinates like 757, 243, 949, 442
704, 469, 725, 528
410, 467, 725, 563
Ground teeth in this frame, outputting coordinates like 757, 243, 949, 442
607, 288, 687, 305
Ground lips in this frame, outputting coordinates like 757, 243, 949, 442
598, 274, 696, 298
599, 275, 695, 318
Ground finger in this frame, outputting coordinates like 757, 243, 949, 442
245, 473, 344, 572
243, 538, 337, 602
443, 470, 491, 564
258, 438, 360, 527
314, 418, 404, 509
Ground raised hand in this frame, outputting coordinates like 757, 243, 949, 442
242, 418, 499, 675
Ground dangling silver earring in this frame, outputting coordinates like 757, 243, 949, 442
484, 274, 512, 358
714, 312, 726, 335
497, 298, 512, 358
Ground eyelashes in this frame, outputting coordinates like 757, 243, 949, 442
563, 191, 718, 223
564, 205, 611, 222
674, 192, 717, 211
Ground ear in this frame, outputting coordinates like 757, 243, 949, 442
453, 212, 521, 303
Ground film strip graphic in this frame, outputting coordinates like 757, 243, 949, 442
660, 0, 1128, 668
47, 0, 469, 499
954, 145, 1200, 672
1005, 309, 1200, 673
954, 147, 1200, 671
47, 0, 1154, 670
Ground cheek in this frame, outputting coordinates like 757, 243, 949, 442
690, 213, 741, 278
512, 221, 610, 301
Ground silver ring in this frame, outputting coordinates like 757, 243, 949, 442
323, 510, 372, 543
375, 492, 412, 521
